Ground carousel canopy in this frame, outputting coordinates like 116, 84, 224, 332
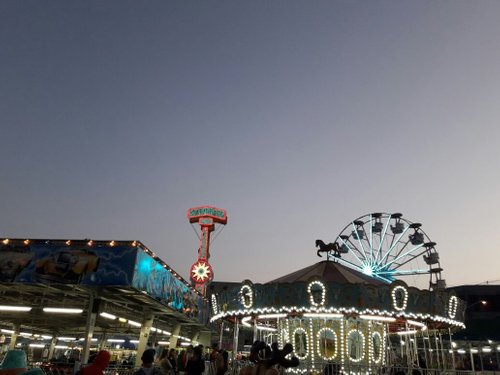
267, 260, 386, 285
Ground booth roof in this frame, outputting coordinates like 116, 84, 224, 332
266, 260, 387, 285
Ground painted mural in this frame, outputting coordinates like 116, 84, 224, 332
0, 242, 136, 285
132, 250, 206, 322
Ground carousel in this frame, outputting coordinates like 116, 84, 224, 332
209, 213, 467, 374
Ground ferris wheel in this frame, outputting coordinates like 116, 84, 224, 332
323, 213, 445, 290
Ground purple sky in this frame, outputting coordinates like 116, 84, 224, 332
2, 1, 500, 290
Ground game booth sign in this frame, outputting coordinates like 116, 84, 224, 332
0, 239, 208, 322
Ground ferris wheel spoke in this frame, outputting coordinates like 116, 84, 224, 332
345, 236, 367, 262
388, 249, 428, 270
351, 222, 369, 262
375, 218, 391, 264
377, 268, 430, 276
337, 236, 365, 266
334, 256, 366, 274
381, 243, 425, 270
377, 225, 411, 266
368, 214, 374, 260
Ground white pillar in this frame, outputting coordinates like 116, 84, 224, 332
135, 313, 155, 368
9, 323, 20, 350
198, 331, 211, 348
169, 324, 181, 348
48, 336, 57, 361
82, 296, 98, 364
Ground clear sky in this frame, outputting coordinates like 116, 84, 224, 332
2, 1, 500, 290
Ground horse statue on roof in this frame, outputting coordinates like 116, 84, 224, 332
316, 239, 344, 259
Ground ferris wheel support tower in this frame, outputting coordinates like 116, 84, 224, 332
187, 206, 228, 296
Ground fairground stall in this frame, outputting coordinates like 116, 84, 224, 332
209, 213, 467, 374
0, 239, 210, 369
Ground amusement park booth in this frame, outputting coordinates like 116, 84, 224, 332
209, 213, 467, 374
0, 239, 210, 367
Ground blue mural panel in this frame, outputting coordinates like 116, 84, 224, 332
132, 250, 207, 322
0, 242, 137, 286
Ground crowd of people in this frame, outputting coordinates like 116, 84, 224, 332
75, 343, 228, 375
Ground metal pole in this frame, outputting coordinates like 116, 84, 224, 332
433, 330, 440, 370
448, 328, 455, 370
469, 344, 475, 374
438, 332, 446, 369
219, 321, 224, 350
232, 320, 239, 363
82, 295, 97, 365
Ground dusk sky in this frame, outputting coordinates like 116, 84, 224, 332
2, 1, 500, 290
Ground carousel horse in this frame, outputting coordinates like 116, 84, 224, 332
316, 240, 343, 258
240, 341, 299, 375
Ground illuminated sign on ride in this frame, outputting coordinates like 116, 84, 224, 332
187, 205, 227, 296
188, 206, 228, 224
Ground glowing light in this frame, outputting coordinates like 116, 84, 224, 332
292, 327, 309, 360
43, 308, 83, 314
407, 320, 427, 329
241, 316, 252, 327
108, 339, 125, 343
0, 305, 32, 312
191, 261, 211, 282
316, 327, 337, 360
391, 285, 408, 311
211, 294, 218, 315
360, 315, 396, 322
258, 313, 287, 319
128, 320, 141, 327
256, 325, 277, 332
303, 313, 343, 319
362, 265, 373, 276
240, 285, 253, 308
100, 312, 117, 320
448, 295, 458, 319
307, 280, 326, 307
346, 329, 365, 363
